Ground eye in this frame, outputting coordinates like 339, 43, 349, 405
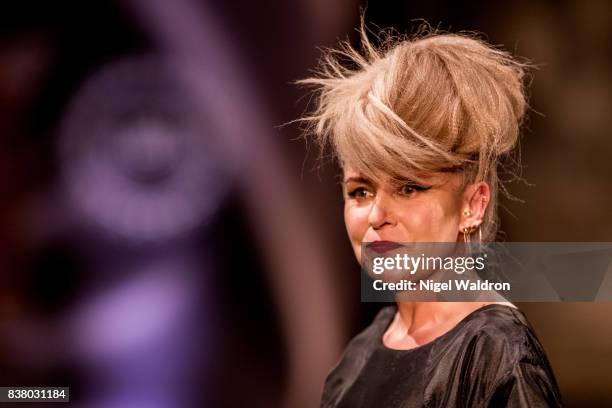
347, 187, 374, 201
397, 183, 431, 196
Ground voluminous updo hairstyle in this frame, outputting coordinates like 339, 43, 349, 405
299, 23, 530, 242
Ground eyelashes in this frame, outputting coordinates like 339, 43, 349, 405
397, 183, 431, 196
346, 182, 431, 200
347, 187, 373, 199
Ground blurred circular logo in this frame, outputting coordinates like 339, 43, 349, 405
59, 56, 237, 243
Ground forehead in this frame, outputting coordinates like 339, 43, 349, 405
342, 164, 422, 182
342, 164, 462, 189
342, 165, 363, 180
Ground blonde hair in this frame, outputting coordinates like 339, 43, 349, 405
298, 24, 530, 241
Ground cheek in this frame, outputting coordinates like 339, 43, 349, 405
344, 203, 370, 243
401, 198, 461, 241
344, 204, 367, 262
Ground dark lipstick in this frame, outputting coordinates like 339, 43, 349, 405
366, 241, 403, 254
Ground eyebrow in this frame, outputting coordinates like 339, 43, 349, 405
343, 176, 372, 184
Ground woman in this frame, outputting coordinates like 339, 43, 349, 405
299, 25, 563, 407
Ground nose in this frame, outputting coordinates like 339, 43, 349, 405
368, 190, 395, 230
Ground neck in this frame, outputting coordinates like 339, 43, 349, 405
395, 301, 484, 334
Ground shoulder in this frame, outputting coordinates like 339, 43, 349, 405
321, 306, 395, 407
459, 304, 545, 359
464, 305, 562, 405
425, 305, 562, 406
444, 305, 551, 375
329, 305, 395, 372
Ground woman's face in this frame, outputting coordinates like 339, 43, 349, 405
343, 165, 479, 262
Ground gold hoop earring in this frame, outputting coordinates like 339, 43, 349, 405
462, 225, 477, 244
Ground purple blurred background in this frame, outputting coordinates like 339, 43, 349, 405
0, 0, 610, 407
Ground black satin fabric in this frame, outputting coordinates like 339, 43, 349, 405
321, 304, 562, 407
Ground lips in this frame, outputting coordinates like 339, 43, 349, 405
366, 241, 403, 254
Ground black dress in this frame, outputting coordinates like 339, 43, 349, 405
321, 304, 562, 407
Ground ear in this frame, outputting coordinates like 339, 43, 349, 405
459, 181, 490, 231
